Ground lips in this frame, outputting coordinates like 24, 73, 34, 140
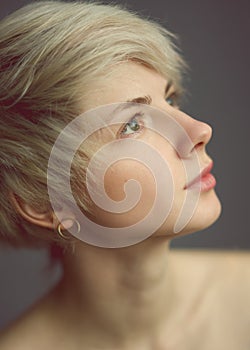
184, 161, 213, 189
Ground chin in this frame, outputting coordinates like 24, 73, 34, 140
153, 189, 222, 239
180, 190, 222, 236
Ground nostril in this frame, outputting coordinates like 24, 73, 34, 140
195, 141, 203, 149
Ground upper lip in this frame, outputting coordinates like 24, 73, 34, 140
184, 161, 213, 189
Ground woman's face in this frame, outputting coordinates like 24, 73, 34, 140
75, 61, 221, 243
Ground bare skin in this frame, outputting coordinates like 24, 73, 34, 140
0, 249, 250, 350
1, 63, 248, 349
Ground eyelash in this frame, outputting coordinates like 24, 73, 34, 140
118, 92, 180, 138
165, 92, 179, 107
119, 112, 144, 138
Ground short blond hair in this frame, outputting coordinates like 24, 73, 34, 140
0, 0, 186, 247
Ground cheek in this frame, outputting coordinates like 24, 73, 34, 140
105, 159, 155, 200
85, 133, 186, 229
78, 128, 186, 233
91, 159, 157, 227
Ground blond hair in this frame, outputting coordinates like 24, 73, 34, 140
0, 0, 186, 247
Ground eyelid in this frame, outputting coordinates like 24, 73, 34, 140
117, 111, 145, 138
165, 91, 181, 108
165, 91, 178, 100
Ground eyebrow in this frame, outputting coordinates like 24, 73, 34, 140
113, 81, 174, 115
126, 95, 152, 105
165, 81, 172, 96
126, 81, 173, 105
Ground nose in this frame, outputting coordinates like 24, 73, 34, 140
174, 110, 212, 158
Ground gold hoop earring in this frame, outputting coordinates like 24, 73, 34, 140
56, 218, 81, 240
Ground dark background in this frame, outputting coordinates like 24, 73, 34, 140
0, 0, 249, 330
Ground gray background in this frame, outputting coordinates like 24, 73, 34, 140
0, 0, 249, 330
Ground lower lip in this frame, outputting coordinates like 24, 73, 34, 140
186, 173, 216, 192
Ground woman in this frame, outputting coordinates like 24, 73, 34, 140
0, 1, 249, 349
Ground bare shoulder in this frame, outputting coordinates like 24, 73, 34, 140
0, 291, 58, 350
169, 249, 250, 348
171, 247, 250, 275
170, 247, 250, 267
170, 248, 250, 293
0, 316, 35, 350
169, 248, 250, 315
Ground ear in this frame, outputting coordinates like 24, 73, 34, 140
9, 193, 75, 230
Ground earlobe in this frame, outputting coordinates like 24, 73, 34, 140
9, 192, 55, 229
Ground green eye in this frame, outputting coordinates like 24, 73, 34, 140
165, 93, 179, 107
126, 119, 140, 131
120, 113, 143, 137
166, 96, 174, 106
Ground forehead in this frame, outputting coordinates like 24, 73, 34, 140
81, 62, 168, 111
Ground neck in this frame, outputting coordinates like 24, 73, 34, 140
55, 237, 179, 349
